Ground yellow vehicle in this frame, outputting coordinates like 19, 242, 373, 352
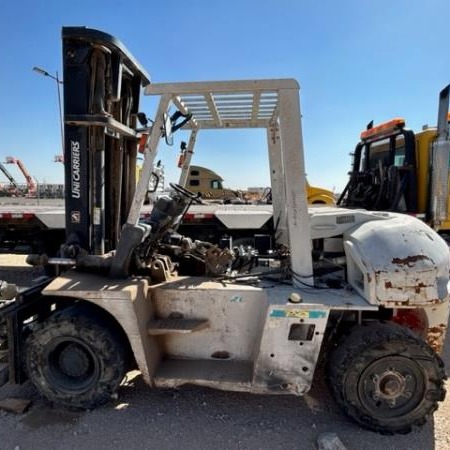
186, 165, 241, 201
305, 181, 335, 205
186, 164, 335, 204
338, 86, 450, 231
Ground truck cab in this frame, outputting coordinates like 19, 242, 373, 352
338, 91, 450, 232
185, 165, 241, 201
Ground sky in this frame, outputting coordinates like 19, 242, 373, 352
0, 0, 449, 192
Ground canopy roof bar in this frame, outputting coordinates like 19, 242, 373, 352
145, 79, 299, 130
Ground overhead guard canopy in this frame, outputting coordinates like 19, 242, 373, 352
145, 79, 299, 129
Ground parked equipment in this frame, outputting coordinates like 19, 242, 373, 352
180, 155, 334, 205
4, 156, 37, 197
0, 28, 449, 436
0, 162, 19, 191
0, 162, 20, 196
338, 87, 450, 231
183, 164, 243, 202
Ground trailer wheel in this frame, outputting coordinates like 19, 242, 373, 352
327, 322, 446, 434
25, 305, 126, 409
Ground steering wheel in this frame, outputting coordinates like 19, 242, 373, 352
170, 183, 203, 203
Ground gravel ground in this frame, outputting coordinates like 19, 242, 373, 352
0, 259, 449, 450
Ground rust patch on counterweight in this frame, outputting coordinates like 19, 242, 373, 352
427, 323, 447, 354
392, 255, 431, 267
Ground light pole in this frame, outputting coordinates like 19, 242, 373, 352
33, 66, 64, 156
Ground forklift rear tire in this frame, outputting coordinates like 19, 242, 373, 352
327, 322, 446, 434
25, 304, 127, 409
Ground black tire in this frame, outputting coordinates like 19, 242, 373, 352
25, 304, 127, 409
327, 322, 446, 434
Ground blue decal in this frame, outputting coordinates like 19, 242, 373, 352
270, 309, 326, 319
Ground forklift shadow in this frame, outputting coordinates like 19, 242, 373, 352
10, 336, 438, 447
111, 368, 437, 449
4, 363, 436, 448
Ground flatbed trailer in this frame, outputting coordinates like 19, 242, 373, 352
0, 200, 276, 253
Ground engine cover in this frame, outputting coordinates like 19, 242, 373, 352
343, 213, 450, 306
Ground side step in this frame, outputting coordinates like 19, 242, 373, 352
154, 359, 253, 390
147, 318, 209, 335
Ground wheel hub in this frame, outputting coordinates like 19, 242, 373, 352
375, 370, 406, 399
44, 336, 100, 395
59, 343, 90, 377
358, 356, 425, 419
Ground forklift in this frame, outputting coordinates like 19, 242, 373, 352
0, 27, 449, 434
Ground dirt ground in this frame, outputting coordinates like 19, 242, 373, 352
0, 260, 449, 450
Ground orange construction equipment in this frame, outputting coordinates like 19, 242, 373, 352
5, 156, 37, 197
0, 161, 20, 195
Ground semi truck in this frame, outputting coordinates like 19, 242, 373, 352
0, 27, 449, 435
183, 164, 242, 202
183, 164, 335, 204
338, 87, 450, 233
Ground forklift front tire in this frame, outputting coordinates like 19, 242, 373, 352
327, 322, 446, 434
25, 304, 127, 409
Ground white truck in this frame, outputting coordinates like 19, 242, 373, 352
0, 27, 449, 436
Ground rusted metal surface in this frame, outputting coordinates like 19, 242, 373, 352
343, 213, 450, 306
390, 306, 448, 354
427, 323, 447, 354
391, 301, 450, 354
374, 267, 443, 306
391, 308, 428, 336
422, 300, 449, 354
392, 255, 432, 266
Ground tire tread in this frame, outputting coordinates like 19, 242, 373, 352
327, 321, 446, 434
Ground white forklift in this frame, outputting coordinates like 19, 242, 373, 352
0, 27, 449, 435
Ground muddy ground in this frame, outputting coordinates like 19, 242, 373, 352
0, 259, 449, 450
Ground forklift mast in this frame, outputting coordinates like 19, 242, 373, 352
62, 27, 150, 256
